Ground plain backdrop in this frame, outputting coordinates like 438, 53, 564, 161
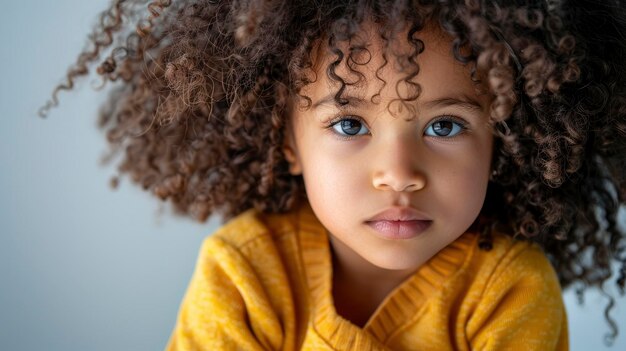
1, 1, 625, 350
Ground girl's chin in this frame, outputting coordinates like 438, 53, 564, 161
364, 250, 431, 272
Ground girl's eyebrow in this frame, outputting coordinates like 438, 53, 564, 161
312, 94, 484, 112
311, 95, 367, 110
421, 95, 485, 113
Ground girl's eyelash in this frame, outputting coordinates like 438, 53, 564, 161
430, 114, 468, 127
324, 114, 366, 128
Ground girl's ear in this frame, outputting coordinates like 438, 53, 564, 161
283, 133, 303, 175
283, 145, 302, 175
283, 99, 302, 175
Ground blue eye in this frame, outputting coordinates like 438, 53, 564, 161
331, 117, 370, 136
424, 118, 467, 137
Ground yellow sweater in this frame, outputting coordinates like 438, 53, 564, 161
166, 202, 568, 350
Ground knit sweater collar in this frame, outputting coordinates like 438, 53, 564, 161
295, 202, 478, 349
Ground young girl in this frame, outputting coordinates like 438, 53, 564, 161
42, 0, 626, 349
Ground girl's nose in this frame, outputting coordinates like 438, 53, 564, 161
371, 140, 427, 192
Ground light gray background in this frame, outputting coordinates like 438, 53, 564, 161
1, 1, 625, 350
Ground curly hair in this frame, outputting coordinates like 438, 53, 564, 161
42, 0, 626, 343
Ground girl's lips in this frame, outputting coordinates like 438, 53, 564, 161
367, 206, 431, 222
366, 220, 432, 240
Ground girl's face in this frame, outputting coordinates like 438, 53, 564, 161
286, 23, 494, 272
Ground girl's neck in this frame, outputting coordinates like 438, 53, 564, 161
328, 234, 417, 327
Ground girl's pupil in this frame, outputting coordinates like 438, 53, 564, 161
433, 121, 453, 136
341, 119, 362, 135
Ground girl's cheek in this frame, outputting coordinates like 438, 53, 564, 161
426, 134, 492, 167
305, 150, 367, 196
313, 137, 371, 169
427, 140, 491, 190
322, 135, 370, 152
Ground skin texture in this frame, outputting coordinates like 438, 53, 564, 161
285, 23, 494, 326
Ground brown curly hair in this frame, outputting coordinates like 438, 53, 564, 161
41, 0, 626, 344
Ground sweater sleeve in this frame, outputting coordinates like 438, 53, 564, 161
467, 243, 569, 351
165, 236, 284, 351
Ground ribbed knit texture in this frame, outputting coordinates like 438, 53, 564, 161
166, 202, 568, 350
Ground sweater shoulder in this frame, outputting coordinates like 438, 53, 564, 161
491, 231, 554, 271
469, 230, 561, 290
200, 208, 301, 257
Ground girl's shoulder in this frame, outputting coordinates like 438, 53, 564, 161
485, 230, 546, 261
202, 206, 302, 253
466, 229, 561, 291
